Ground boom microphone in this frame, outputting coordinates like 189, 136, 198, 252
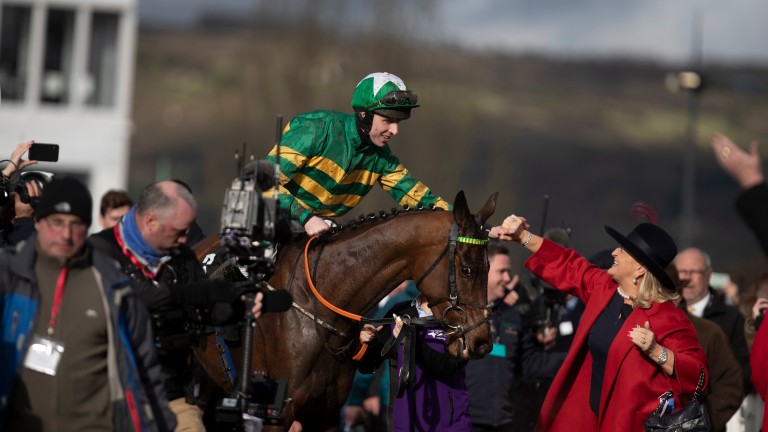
242, 160, 278, 191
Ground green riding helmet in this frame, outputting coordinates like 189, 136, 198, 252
350, 72, 419, 119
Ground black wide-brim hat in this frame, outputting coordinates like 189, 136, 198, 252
604, 223, 678, 292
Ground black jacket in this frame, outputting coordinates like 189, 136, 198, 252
736, 182, 768, 258
0, 217, 35, 247
465, 301, 566, 428
89, 227, 210, 401
703, 288, 751, 392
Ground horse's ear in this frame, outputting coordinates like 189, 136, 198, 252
453, 190, 471, 225
477, 192, 498, 225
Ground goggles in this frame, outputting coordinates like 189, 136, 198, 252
365, 90, 418, 110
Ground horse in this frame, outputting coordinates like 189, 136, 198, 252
193, 190, 497, 431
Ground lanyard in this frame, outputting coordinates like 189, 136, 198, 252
113, 224, 156, 280
47, 266, 69, 335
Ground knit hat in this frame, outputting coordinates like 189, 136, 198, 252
35, 177, 93, 226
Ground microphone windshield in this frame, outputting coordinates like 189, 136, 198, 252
243, 160, 278, 191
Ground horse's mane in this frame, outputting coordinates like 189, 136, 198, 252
286, 205, 448, 246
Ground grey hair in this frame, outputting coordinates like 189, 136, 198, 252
673, 247, 712, 268
137, 181, 197, 220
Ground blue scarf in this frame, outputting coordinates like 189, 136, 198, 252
121, 206, 165, 267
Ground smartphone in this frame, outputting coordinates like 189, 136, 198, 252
709, 272, 731, 290
28, 143, 59, 162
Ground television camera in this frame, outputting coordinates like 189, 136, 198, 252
219, 157, 285, 279
215, 117, 293, 430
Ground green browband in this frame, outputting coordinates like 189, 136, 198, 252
457, 236, 489, 245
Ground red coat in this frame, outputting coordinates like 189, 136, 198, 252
526, 240, 708, 432
750, 315, 768, 432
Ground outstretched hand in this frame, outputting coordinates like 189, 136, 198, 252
712, 133, 763, 189
2, 141, 37, 178
500, 215, 530, 242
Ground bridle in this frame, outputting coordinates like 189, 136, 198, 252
416, 222, 492, 347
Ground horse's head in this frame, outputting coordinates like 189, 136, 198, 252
422, 190, 496, 360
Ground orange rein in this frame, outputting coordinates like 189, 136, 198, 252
303, 236, 368, 361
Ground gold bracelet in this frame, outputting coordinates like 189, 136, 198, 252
521, 231, 533, 247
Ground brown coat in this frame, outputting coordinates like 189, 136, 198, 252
689, 314, 744, 432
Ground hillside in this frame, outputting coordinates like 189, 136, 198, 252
130, 26, 768, 282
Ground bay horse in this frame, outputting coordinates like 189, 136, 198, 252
193, 191, 496, 431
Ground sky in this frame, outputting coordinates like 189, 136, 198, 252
139, 0, 768, 65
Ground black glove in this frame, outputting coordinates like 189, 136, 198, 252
167, 280, 242, 306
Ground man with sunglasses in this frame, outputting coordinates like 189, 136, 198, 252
267, 72, 450, 236
0, 177, 175, 431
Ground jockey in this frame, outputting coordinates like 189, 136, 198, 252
266, 72, 451, 236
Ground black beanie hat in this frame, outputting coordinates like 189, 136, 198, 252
35, 177, 92, 226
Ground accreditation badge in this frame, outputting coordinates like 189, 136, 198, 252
489, 343, 507, 358
23, 334, 65, 376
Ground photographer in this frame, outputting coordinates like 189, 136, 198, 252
1, 141, 42, 246
89, 180, 260, 431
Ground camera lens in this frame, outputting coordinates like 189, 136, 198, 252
14, 172, 54, 208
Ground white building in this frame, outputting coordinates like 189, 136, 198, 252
0, 0, 137, 225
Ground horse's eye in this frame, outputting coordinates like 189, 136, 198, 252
461, 266, 473, 278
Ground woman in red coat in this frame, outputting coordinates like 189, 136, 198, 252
750, 315, 768, 432
497, 216, 707, 432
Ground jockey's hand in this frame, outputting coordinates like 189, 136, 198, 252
304, 216, 330, 236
